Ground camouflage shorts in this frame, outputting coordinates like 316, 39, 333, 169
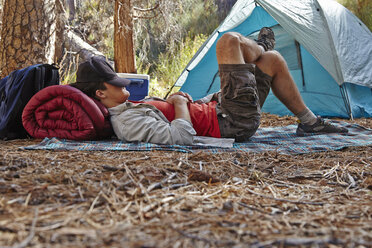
216, 63, 272, 142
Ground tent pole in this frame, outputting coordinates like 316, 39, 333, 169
340, 84, 353, 120
164, 69, 190, 99
164, 84, 175, 99
295, 41, 306, 88
205, 71, 220, 95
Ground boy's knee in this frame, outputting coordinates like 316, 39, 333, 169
261, 50, 287, 67
255, 50, 287, 77
266, 50, 285, 63
216, 32, 244, 63
217, 32, 241, 50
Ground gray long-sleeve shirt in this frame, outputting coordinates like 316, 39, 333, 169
108, 102, 196, 145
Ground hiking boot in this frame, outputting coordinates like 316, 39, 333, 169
296, 117, 348, 136
256, 27, 275, 51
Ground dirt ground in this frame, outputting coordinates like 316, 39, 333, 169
0, 114, 371, 248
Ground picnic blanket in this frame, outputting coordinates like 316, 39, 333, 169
22, 120, 372, 154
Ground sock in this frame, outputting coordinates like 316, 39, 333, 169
297, 107, 317, 125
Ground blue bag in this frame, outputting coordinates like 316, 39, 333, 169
0, 64, 59, 140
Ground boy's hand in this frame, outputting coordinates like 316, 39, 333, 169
166, 93, 192, 123
166, 94, 190, 105
167, 92, 193, 103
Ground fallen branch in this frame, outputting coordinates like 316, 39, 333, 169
133, 3, 160, 12
65, 29, 105, 62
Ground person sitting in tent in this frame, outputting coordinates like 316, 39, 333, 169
71, 27, 347, 145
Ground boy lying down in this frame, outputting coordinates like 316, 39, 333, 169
71, 28, 347, 145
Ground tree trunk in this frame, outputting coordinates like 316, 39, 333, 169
55, 0, 66, 63
66, 0, 75, 22
114, 0, 136, 73
0, 0, 58, 77
0, 0, 3, 32
215, 0, 237, 20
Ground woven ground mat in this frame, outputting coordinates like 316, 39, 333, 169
22, 120, 372, 154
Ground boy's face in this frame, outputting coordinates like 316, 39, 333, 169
97, 82, 130, 108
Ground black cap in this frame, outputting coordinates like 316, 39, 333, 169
76, 56, 131, 87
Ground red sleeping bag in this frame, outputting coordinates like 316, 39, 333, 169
22, 85, 113, 140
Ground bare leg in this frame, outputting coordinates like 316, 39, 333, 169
216, 32, 348, 135
216, 32, 263, 64
254, 51, 306, 115
216, 32, 307, 115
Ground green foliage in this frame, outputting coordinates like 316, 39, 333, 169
58, 53, 78, 85
134, 0, 218, 67
60, 68, 76, 85
67, 0, 219, 96
61, 0, 371, 97
74, 0, 114, 58
177, 0, 219, 40
139, 34, 208, 97
338, 0, 372, 31
133, 0, 219, 96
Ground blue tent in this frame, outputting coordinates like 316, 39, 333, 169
174, 0, 372, 118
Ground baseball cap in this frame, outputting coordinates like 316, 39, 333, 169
76, 56, 131, 87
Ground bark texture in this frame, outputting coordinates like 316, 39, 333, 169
55, 0, 66, 63
0, 0, 57, 77
66, 0, 75, 22
114, 0, 136, 73
0, 1, 3, 32
215, 0, 238, 20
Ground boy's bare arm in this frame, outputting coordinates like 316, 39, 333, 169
166, 94, 191, 123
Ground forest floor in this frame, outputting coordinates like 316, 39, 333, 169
0, 114, 371, 248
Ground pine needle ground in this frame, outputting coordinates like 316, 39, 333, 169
1, 114, 371, 247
